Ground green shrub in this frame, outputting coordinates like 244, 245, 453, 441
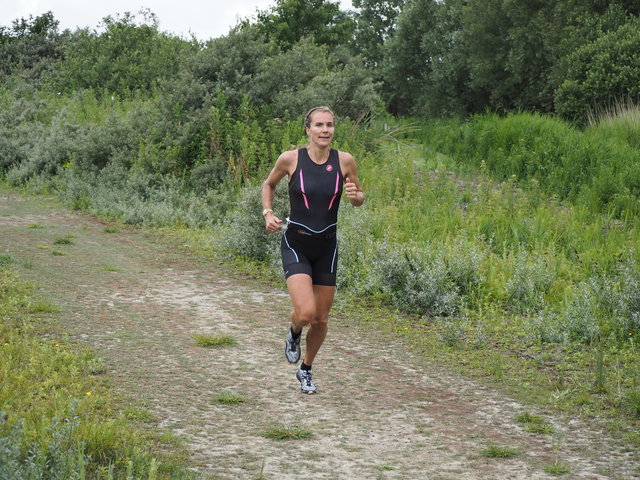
56, 164, 231, 228
336, 205, 376, 292
555, 18, 640, 125
219, 181, 287, 266
49, 11, 191, 96
505, 250, 554, 313
564, 285, 601, 344
0, 414, 86, 480
369, 242, 461, 317
528, 312, 567, 345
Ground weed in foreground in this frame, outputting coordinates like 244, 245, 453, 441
216, 392, 246, 404
193, 333, 236, 348
481, 443, 520, 458
261, 424, 313, 441
515, 412, 554, 434
123, 406, 156, 423
544, 460, 571, 475
28, 300, 60, 313
104, 227, 120, 233
0, 254, 15, 265
27, 223, 44, 229
53, 235, 74, 245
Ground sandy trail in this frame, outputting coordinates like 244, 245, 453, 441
1, 190, 637, 479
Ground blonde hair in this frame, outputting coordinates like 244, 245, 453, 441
304, 106, 335, 129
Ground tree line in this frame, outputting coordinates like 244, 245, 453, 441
1, 0, 639, 124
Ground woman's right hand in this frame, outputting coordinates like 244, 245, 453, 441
265, 213, 283, 232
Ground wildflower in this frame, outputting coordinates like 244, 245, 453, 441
85, 392, 92, 396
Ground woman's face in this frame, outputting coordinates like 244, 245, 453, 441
306, 111, 334, 147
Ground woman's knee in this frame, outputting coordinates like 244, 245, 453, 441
295, 307, 316, 325
309, 314, 328, 327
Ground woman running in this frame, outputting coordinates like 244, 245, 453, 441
261, 106, 365, 394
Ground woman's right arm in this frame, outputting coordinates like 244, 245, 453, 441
262, 151, 293, 232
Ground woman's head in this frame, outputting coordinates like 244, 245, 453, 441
305, 106, 335, 148
304, 106, 335, 129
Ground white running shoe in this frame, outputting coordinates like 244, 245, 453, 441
284, 328, 301, 363
296, 367, 317, 394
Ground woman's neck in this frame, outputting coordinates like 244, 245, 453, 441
306, 145, 330, 164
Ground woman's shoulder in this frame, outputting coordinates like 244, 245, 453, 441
274, 148, 300, 175
277, 148, 299, 163
336, 150, 355, 164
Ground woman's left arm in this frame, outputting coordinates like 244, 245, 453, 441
341, 152, 365, 207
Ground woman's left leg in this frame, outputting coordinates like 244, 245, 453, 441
303, 284, 335, 366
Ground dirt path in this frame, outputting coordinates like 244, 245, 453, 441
1, 189, 638, 480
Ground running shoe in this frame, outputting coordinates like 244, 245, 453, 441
296, 367, 317, 394
284, 328, 301, 363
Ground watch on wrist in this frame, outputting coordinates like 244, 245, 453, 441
262, 208, 273, 217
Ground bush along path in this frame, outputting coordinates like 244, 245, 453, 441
1, 188, 638, 480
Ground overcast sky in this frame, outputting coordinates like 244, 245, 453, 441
3, 0, 353, 42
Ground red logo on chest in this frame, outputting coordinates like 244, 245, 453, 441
325, 164, 333, 172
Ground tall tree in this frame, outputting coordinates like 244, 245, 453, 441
50, 10, 191, 95
0, 12, 63, 82
256, 0, 354, 49
382, 0, 439, 115
351, 0, 405, 68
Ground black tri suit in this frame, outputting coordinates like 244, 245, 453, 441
281, 147, 343, 286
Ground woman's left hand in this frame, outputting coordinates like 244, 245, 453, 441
344, 176, 360, 200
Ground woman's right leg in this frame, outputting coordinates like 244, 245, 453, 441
287, 273, 316, 331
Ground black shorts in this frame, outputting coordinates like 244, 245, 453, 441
281, 227, 338, 286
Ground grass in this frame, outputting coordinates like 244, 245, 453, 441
53, 235, 74, 245
193, 333, 236, 348
626, 390, 640, 418
515, 412, 555, 435
104, 227, 120, 233
0, 267, 196, 479
0, 254, 15, 265
215, 392, 246, 404
261, 424, 313, 441
481, 443, 520, 458
27, 300, 60, 313
544, 460, 571, 475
